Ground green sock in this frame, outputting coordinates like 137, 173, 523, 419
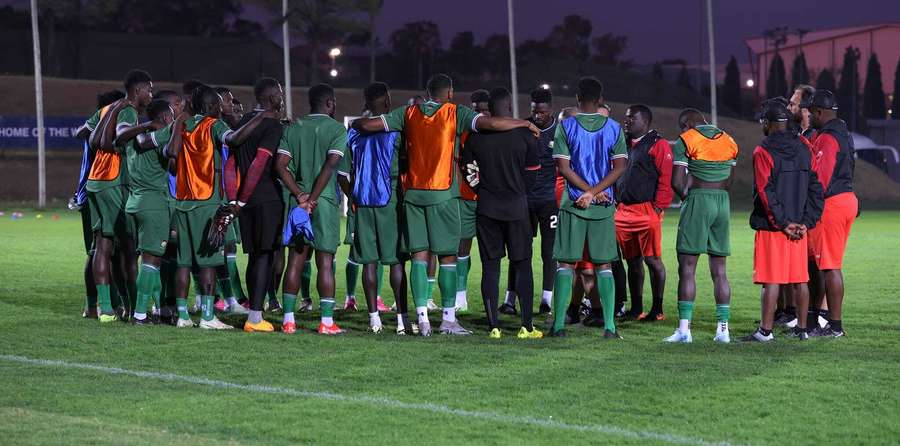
552, 268, 574, 331
283, 293, 297, 314
150, 266, 162, 309
438, 264, 457, 309
678, 301, 695, 321
320, 297, 335, 323
135, 264, 160, 315
226, 255, 246, 300
376, 263, 384, 297
715, 304, 730, 322
175, 297, 190, 320
410, 260, 429, 308
597, 269, 616, 333
201, 295, 215, 321
217, 277, 233, 299
345, 259, 360, 297
457, 256, 470, 293
97, 284, 113, 314
301, 261, 312, 299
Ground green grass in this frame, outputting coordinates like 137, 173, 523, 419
1, 209, 898, 445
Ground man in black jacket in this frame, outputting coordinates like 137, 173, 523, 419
743, 98, 824, 342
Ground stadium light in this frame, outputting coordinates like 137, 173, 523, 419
330, 68, 339, 78
329, 47, 342, 58
746, 79, 755, 88
540, 83, 550, 90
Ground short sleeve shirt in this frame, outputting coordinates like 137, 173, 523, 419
85, 106, 133, 191
461, 128, 541, 221
155, 116, 232, 210
672, 125, 737, 182
552, 114, 628, 219
277, 114, 348, 205
380, 101, 482, 206
125, 118, 170, 212
233, 111, 285, 206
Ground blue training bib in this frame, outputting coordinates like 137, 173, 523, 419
561, 116, 620, 203
348, 128, 398, 207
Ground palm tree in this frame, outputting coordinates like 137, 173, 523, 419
390, 21, 441, 89
357, 0, 383, 83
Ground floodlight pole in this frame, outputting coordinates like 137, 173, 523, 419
507, 0, 519, 118
706, 0, 718, 125
282, 0, 293, 120
30, 0, 46, 208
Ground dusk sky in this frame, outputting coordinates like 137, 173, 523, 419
368, 0, 898, 66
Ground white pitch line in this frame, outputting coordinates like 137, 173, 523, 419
1, 354, 740, 446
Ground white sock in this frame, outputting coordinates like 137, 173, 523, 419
133, 312, 147, 320
442, 307, 456, 323
396, 313, 405, 329
283, 312, 295, 324
151, 305, 160, 316
194, 295, 202, 307
369, 311, 381, 326
717, 321, 729, 333
416, 306, 428, 323
226, 297, 240, 308
322, 316, 334, 325
249, 310, 262, 323
456, 290, 467, 305
504, 290, 516, 306
679, 319, 691, 332
541, 290, 553, 305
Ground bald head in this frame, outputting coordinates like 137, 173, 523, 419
678, 108, 707, 132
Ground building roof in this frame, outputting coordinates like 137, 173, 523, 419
745, 23, 900, 55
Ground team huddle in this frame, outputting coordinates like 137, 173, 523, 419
71, 69, 856, 342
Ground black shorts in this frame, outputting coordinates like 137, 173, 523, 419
476, 214, 532, 261
239, 200, 285, 255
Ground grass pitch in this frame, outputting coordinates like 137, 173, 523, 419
0, 208, 898, 445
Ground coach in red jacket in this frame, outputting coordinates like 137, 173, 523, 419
744, 98, 824, 342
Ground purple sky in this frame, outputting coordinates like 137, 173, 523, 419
370, 0, 898, 66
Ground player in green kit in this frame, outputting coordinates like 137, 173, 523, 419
338, 82, 411, 333
89, 69, 154, 322
352, 74, 539, 336
664, 109, 738, 344
549, 77, 627, 339
276, 84, 349, 335
158, 85, 274, 329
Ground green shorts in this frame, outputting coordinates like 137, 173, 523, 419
344, 208, 356, 245
403, 199, 461, 256
288, 200, 340, 254
459, 199, 477, 240
174, 205, 225, 268
88, 186, 133, 238
80, 206, 95, 255
553, 210, 619, 264
352, 200, 406, 265
129, 207, 171, 257
676, 189, 731, 256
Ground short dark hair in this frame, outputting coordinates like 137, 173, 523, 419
181, 79, 204, 95
214, 86, 232, 97
628, 104, 653, 125
232, 97, 242, 106
97, 90, 125, 108
794, 84, 815, 108
308, 83, 335, 109
471, 89, 490, 104
191, 84, 219, 115
488, 87, 511, 110
364, 82, 390, 104
678, 107, 705, 123
254, 77, 281, 100
155, 90, 179, 102
426, 74, 453, 97
147, 99, 172, 121
530, 88, 552, 105
576, 77, 603, 102
124, 69, 152, 91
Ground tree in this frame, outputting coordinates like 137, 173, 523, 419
791, 52, 810, 87
591, 33, 628, 66
766, 53, 788, 98
651, 62, 664, 81
276, 0, 364, 85
390, 21, 441, 89
892, 58, 900, 120
836, 47, 861, 128
544, 15, 592, 72
483, 34, 510, 81
862, 53, 886, 119
723, 55, 741, 113
357, 0, 383, 83
443, 31, 484, 79
677, 64, 693, 91
816, 69, 837, 92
